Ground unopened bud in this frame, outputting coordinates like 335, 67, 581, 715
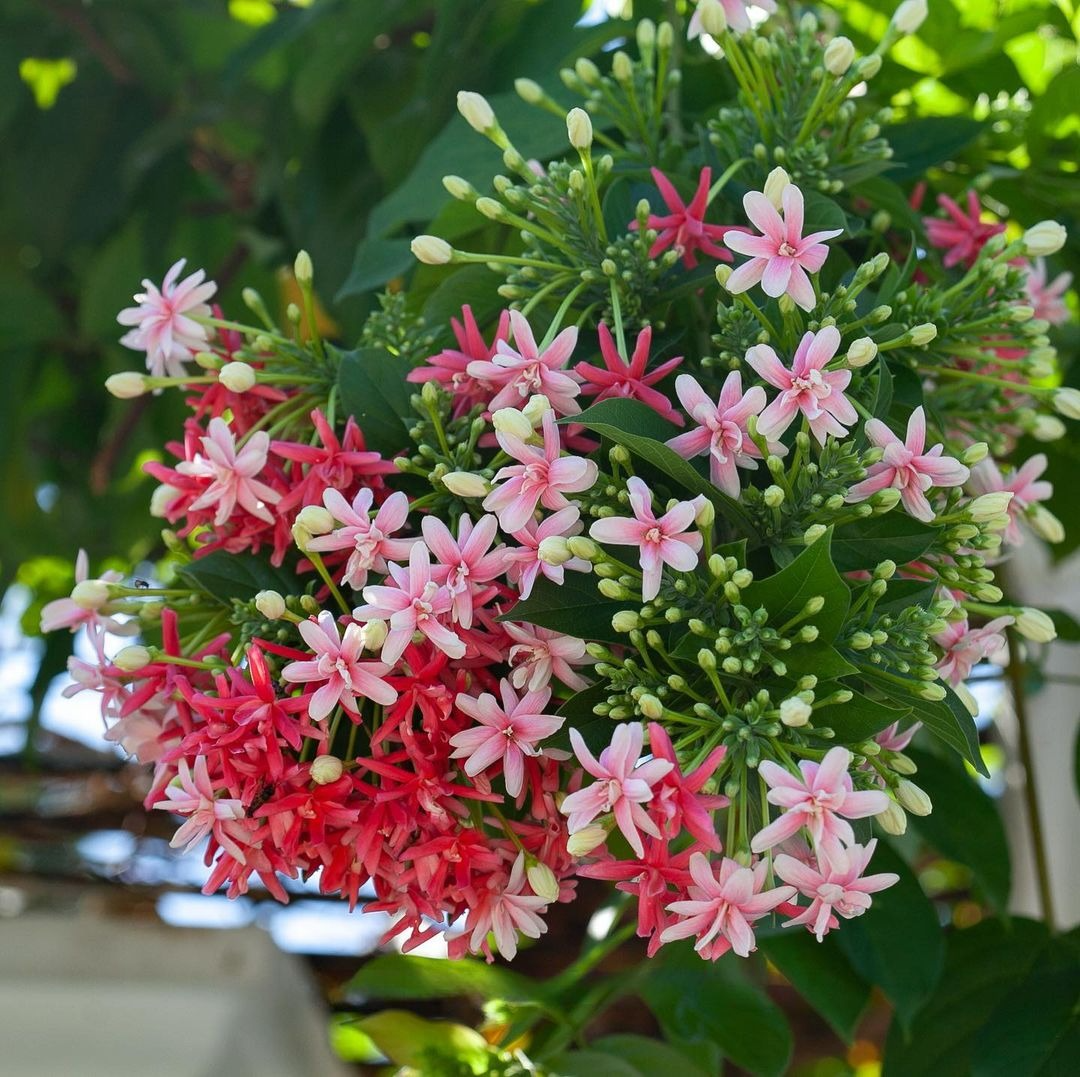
909, 322, 938, 346
360, 619, 388, 651
514, 78, 544, 104
105, 371, 149, 399
877, 799, 908, 835
764, 485, 785, 508
114, 645, 152, 672
612, 610, 641, 633
492, 407, 534, 440
293, 249, 314, 284
255, 590, 287, 620
150, 484, 179, 518
1031, 414, 1066, 441
1029, 505, 1064, 543
567, 824, 608, 855
218, 361, 256, 393
567, 536, 599, 560
567, 108, 593, 150
457, 90, 496, 133
72, 580, 111, 609
699, 0, 728, 36
891, 752, 918, 776
824, 36, 855, 76
846, 337, 878, 367
411, 235, 453, 265
638, 694, 664, 720
892, 0, 928, 35
695, 499, 715, 529
961, 442, 989, 465
969, 492, 1013, 521
1023, 220, 1067, 257
526, 860, 560, 902
896, 778, 932, 816
1052, 387, 1080, 420
310, 756, 344, 784
780, 697, 812, 728
763, 167, 790, 210
441, 471, 489, 497
804, 524, 828, 545
1014, 607, 1056, 643
296, 505, 334, 534
538, 536, 573, 566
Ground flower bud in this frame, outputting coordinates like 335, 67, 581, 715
293, 249, 314, 285
218, 360, 256, 393
567, 107, 593, 150
296, 505, 334, 534
892, 0, 928, 35
877, 799, 908, 835
968, 492, 1013, 521
310, 756, 344, 785
360, 619, 388, 651
890, 752, 918, 776
1028, 505, 1064, 543
526, 860, 560, 902
492, 407, 534, 441
411, 235, 453, 265
105, 372, 149, 399
961, 442, 989, 465
824, 36, 855, 76
514, 77, 544, 104
457, 90, 496, 133
255, 590, 287, 620
1052, 387, 1080, 420
567, 824, 607, 856
575, 57, 600, 85
475, 196, 506, 221
1014, 607, 1056, 643
954, 681, 979, 716
1023, 220, 1067, 257
612, 51, 633, 82
441, 471, 489, 497
638, 694, 664, 720
846, 337, 878, 368
695, 499, 715, 529
612, 610, 641, 633
114, 645, 152, 672
909, 322, 938, 346
858, 54, 883, 79
443, 175, 476, 201
804, 524, 828, 545
538, 536, 573, 566
1031, 414, 1066, 442
598, 579, 629, 600
763, 167, 790, 210
567, 536, 599, 560
150, 484, 180, 518
521, 394, 551, 426
699, 0, 728, 37
780, 697, 812, 728
896, 779, 933, 816
72, 579, 111, 609
763, 485, 785, 507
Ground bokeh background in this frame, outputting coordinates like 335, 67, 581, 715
2, 1, 1078, 1074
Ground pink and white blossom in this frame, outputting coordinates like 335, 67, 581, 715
968, 454, 1053, 547
39, 549, 137, 651
421, 513, 505, 629
465, 853, 550, 961
934, 615, 1012, 685
154, 756, 249, 861
724, 184, 841, 311
505, 622, 593, 692
746, 327, 856, 444
505, 506, 589, 598
589, 477, 705, 602
117, 259, 217, 378
846, 407, 970, 522
1024, 259, 1073, 326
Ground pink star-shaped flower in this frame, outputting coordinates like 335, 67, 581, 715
154, 755, 249, 862
968, 453, 1052, 546
934, 615, 1013, 686
1024, 259, 1072, 326
504, 621, 593, 693
505, 505, 590, 598
923, 190, 1005, 269
421, 513, 505, 629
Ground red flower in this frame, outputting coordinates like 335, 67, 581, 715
631, 167, 737, 268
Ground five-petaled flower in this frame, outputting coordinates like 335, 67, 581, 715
154, 755, 249, 861
923, 190, 1005, 269
968, 454, 1052, 547
724, 183, 841, 311
846, 406, 970, 522
1023, 259, 1073, 326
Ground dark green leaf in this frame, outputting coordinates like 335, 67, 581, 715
335, 345, 414, 457
345, 954, 540, 1004
177, 551, 301, 606
420, 264, 504, 334
550, 1051, 644, 1077
1047, 608, 1080, 643
590, 1035, 712, 1077
549, 682, 616, 753
781, 642, 859, 680
822, 689, 912, 745
337, 236, 416, 298
499, 572, 628, 643
886, 117, 986, 182
831, 514, 942, 572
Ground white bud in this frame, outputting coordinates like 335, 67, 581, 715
514, 78, 544, 104
442, 175, 476, 201
611, 610, 641, 633
968, 491, 1013, 521
779, 697, 812, 728
804, 524, 828, 545
149, 483, 180, 518
105, 372, 149, 399
1031, 414, 1066, 442
575, 58, 600, 85
310, 756, 344, 785
360, 619, 388, 651
700, 0, 728, 37
410, 235, 453, 265
896, 779, 933, 816
72, 579, 111, 609
1014, 607, 1056, 643
695, 499, 715, 529
612, 51, 633, 82
961, 442, 989, 465
441, 471, 490, 497
526, 861, 560, 903
566, 824, 607, 856
218, 360, 256, 393
1023, 220, 1067, 257
824, 36, 855, 76
764, 485, 785, 508
457, 90, 496, 133
522, 394, 552, 426
113, 645, 152, 672
909, 322, 938, 346
877, 799, 908, 835
859, 54, 883, 79
762, 167, 790, 210
846, 337, 878, 367
566, 107, 593, 150
492, 406, 534, 441
954, 680, 980, 717
538, 536, 573, 566
1052, 387, 1080, 420
1028, 505, 1064, 544
254, 590, 287, 620
296, 505, 334, 535
892, 0, 928, 35
638, 694, 664, 720
291, 522, 312, 552
475, 196, 506, 221
293, 249, 314, 284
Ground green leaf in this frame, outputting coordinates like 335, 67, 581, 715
905, 748, 1010, 910
874, 578, 939, 618
566, 398, 756, 536
836, 841, 944, 1030
1047, 608, 1080, 643
741, 531, 851, 644
550, 682, 616, 753
589, 1035, 712, 1077
822, 689, 912, 745
886, 117, 986, 182
335, 345, 414, 457
498, 572, 628, 643
345, 954, 540, 1004
420, 264, 504, 334
882, 918, 1051, 1076
550, 1050, 645, 1077
831, 514, 942, 572
337, 236, 416, 298
177, 551, 301, 606
355, 1011, 490, 1071
640, 942, 792, 1077
760, 931, 872, 1042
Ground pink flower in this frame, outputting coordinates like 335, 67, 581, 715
968, 454, 1052, 547
846, 407, 970, 522
745, 327, 856, 444
421, 513, 505, 630
774, 840, 899, 941
484, 410, 598, 532
1024, 259, 1072, 326
306, 489, 418, 589
875, 721, 921, 753
505, 622, 593, 692
687, 0, 777, 36
660, 853, 796, 959
39, 549, 137, 651
923, 191, 1005, 269
935, 615, 1012, 685
505, 505, 589, 598
465, 853, 550, 961
449, 680, 564, 797
354, 542, 465, 666
575, 323, 685, 424
751, 747, 889, 858
665, 371, 770, 496
724, 184, 841, 311
117, 259, 217, 378
281, 611, 398, 720
589, 477, 704, 602
560, 722, 674, 858
175, 417, 282, 526
154, 756, 249, 861
648, 722, 728, 850
629, 167, 737, 268
467, 310, 582, 416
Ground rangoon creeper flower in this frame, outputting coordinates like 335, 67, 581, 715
449, 680, 565, 797
155, 756, 248, 861
505, 506, 589, 598
934, 616, 1013, 685
117, 259, 217, 378
923, 191, 1004, 269
665, 371, 771, 496
504, 622, 592, 693
560, 723, 674, 858
421, 513, 505, 629
466, 853, 549, 962
847, 407, 969, 522
484, 410, 598, 532
746, 327, 857, 444
39, 549, 134, 643
724, 183, 842, 311
774, 840, 899, 941
589, 477, 706, 602
281, 611, 398, 720
968, 454, 1053, 547
752, 746, 890, 858
660, 853, 796, 960
687, 0, 777, 37
1024, 259, 1072, 325
176, 417, 281, 526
